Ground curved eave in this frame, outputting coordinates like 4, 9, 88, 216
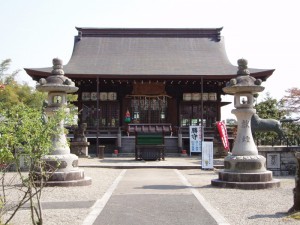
25, 68, 275, 81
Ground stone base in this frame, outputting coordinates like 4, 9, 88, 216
212, 154, 280, 189
35, 168, 92, 187
211, 170, 280, 189
70, 141, 90, 156
224, 154, 267, 173
44, 177, 92, 187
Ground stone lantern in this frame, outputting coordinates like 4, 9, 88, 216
36, 58, 91, 186
211, 59, 280, 189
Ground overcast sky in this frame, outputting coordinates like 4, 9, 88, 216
1, 0, 299, 119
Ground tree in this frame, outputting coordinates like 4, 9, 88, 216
0, 59, 19, 85
253, 93, 286, 144
279, 88, 300, 146
253, 91, 300, 146
281, 91, 300, 213
0, 59, 47, 109
0, 103, 69, 225
255, 92, 285, 120
280, 87, 300, 116
0, 58, 79, 224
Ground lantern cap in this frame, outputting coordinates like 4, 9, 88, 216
223, 59, 264, 94
36, 58, 78, 93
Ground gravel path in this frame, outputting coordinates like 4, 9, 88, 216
3, 168, 122, 225
180, 169, 298, 225
2, 167, 299, 225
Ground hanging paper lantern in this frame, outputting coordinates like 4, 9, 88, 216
124, 109, 131, 123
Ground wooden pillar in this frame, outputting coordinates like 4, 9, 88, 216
178, 127, 183, 152
117, 127, 122, 150
96, 76, 99, 155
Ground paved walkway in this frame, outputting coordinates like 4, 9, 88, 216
7, 156, 298, 225
80, 157, 229, 225
79, 156, 224, 169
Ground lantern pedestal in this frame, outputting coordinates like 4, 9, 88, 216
41, 154, 91, 187
70, 141, 90, 156
212, 153, 280, 189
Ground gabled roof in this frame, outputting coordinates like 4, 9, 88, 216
25, 27, 274, 80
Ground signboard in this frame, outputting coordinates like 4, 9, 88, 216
266, 153, 280, 169
189, 125, 202, 155
201, 141, 214, 169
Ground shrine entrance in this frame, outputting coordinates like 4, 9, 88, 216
129, 95, 169, 124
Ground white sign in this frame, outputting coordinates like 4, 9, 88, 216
202, 141, 214, 169
189, 126, 202, 155
267, 153, 280, 169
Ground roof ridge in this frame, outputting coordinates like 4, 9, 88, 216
75, 27, 223, 38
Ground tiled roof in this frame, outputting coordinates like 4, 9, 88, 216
25, 28, 274, 80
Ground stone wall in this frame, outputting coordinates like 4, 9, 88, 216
258, 146, 300, 176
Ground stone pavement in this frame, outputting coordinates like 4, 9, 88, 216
79, 156, 229, 225
78, 155, 224, 169
82, 168, 229, 225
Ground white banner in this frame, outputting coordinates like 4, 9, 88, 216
201, 141, 214, 169
189, 125, 202, 155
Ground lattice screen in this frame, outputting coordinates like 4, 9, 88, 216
130, 96, 168, 123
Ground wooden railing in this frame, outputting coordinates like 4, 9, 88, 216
126, 123, 173, 136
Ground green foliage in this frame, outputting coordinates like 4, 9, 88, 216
255, 93, 285, 120
279, 88, 300, 145
253, 93, 300, 145
282, 121, 300, 145
0, 59, 19, 85
0, 103, 70, 224
0, 59, 47, 109
0, 59, 12, 79
288, 212, 300, 220
0, 103, 70, 164
0, 80, 47, 109
253, 93, 286, 143
0, 58, 78, 224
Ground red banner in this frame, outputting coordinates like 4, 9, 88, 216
216, 121, 230, 151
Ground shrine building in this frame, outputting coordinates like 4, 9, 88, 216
25, 27, 275, 156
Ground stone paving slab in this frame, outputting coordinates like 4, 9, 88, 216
19, 200, 95, 210
94, 194, 218, 225
78, 156, 224, 169
90, 169, 225, 225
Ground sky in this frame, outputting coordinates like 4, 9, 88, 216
1, 0, 299, 120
